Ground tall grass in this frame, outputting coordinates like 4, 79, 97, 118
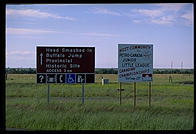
6, 74, 194, 130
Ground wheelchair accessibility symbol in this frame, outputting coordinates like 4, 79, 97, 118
66, 74, 76, 83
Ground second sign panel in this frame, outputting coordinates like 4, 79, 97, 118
37, 73, 94, 84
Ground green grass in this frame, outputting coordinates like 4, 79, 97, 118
6, 74, 194, 130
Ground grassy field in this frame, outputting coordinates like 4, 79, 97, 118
6, 74, 194, 130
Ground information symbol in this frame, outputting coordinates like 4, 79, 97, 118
68, 75, 74, 83
66, 74, 75, 84
37, 74, 46, 83
76, 74, 85, 83
47, 74, 56, 83
39, 75, 44, 82
57, 74, 65, 83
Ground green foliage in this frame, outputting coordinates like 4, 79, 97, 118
6, 74, 194, 130
5, 68, 194, 74
153, 69, 194, 74
6, 68, 36, 74
95, 68, 118, 74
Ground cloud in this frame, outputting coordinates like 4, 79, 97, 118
130, 3, 192, 26
7, 50, 34, 56
6, 9, 76, 21
45, 4, 89, 6
6, 28, 63, 35
151, 16, 175, 25
155, 3, 189, 12
181, 11, 193, 25
132, 9, 163, 18
91, 7, 121, 16
131, 8, 175, 25
81, 32, 120, 37
6, 51, 35, 63
6, 28, 120, 38
132, 20, 141, 24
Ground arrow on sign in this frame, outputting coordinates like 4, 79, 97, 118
40, 53, 43, 65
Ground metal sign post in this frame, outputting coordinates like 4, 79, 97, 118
133, 82, 136, 108
82, 83, 85, 104
149, 82, 152, 107
36, 46, 95, 106
48, 84, 50, 104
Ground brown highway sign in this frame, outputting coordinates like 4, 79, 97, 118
36, 46, 95, 84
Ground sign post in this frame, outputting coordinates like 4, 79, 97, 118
36, 46, 95, 104
119, 82, 122, 105
149, 82, 152, 107
82, 83, 84, 104
48, 84, 50, 104
133, 82, 136, 108
118, 44, 153, 108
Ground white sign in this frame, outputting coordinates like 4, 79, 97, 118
118, 44, 153, 82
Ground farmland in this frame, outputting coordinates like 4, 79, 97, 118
6, 74, 194, 130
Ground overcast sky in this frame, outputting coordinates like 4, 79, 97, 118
6, 3, 194, 68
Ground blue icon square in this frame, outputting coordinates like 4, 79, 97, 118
66, 74, 76, 84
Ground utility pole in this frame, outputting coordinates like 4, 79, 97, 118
169, 61, 173, 83
181, 61, 183, 70
181, 61, 184, 78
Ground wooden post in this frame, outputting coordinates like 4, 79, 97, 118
149, 82, 152, 107
133, 82, 136, 108
119, 82, 122, 105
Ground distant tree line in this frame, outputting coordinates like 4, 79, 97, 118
5, 68, 194, 74
153, 69, 194, 74
95, 68, 194, 74
95, 68, 118, 74
6, 68, 36, 74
